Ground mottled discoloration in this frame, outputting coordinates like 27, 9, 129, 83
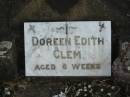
24, 21, 111, 76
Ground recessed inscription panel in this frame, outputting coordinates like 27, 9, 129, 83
24, 21, 111, 76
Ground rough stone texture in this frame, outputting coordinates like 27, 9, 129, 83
0, 0, 129, 79
0, 40, 17, 80
0, 0, 130, 97
113, 42, 130, 82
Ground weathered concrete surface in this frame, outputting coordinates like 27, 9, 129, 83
8, 0, 130, 62
0, 41, 17, 80
0, 0, 129, 38
0, 1, 129, 96
113, 42, 130, 82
